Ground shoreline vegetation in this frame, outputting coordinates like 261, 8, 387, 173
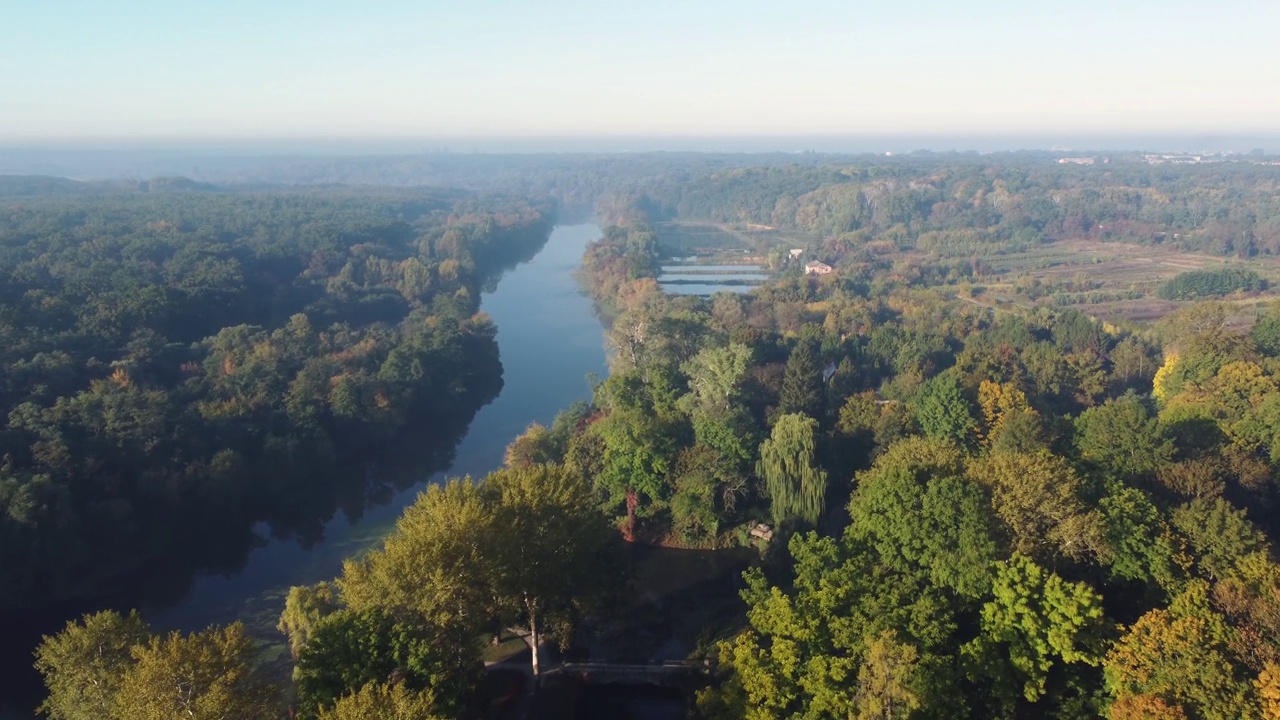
22, 151, 1280, 719
0, 179, 553, 710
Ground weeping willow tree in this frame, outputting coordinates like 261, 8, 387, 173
757, 413, 828, 526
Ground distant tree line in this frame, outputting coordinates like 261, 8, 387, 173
19, 152, 1280, 260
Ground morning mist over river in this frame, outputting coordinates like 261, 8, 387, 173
152, 223, 609, 635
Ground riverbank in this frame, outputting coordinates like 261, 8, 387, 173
146, 223, 610, 659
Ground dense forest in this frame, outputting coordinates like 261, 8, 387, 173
556, 207, 1280, 719
21, 154, 1280, 719
0, 179, 552, 705
23, 150, 1280, 260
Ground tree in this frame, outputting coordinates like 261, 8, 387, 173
1252, 309, 1280, 357
483, 464, 618, 678
1257, 663, 1280, 720
967, 450, 1103, 563
977, 379, 1034, 447
779, 339, 825, 419
682, 343, 753, 414
335, 464, 618, 685
1098, 486, 1190, 595
671, 443, 745, 544
963, 554, 1110, 706
854, 630, 923, 720
294, 609, 466, 718
1105, 582, 1257, 720
279, 581, 342, 662
316, 682, 444, 720
757, 413, 829, 526
338, 479, 493, 669
34, 610, 152, 720
912, 371, 975, 447
1214, 553, 1280, 671
1075, 393, 1174, 478
1112, 336, 1160, 389
1109, 694, 1191, 720
589, 371, 681, 508
115, 623, 278, 720
1170, 498, 1266, 580
503, 422, 557, 468
699, 532, 957, 720
850, 437, 999, 599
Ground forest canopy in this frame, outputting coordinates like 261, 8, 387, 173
0, 182, 551, 627
14, 153, 1280, 718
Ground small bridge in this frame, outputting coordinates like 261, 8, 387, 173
549, 661, 705, 686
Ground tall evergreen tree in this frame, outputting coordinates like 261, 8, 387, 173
780, 340, 825, 420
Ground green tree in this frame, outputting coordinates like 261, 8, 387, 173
1098, 486, 1190, 595
1112, 336, 1160, 389
963, 554, 1111, 706
1075, 393, 1174, 478
911, 371, 976, 447
671, 443, 745, 544
294, 609, 465, 719
316, 682, 444, 720
589, 371, 681, 507
115, 622, 278, 720
967, 450, 1103, 563
1252, 308, 1280, 357
850, 437, 999, 599
1170, 498, 1266, 581
338, 479, 492, 664
279, 581, 342, 662
700, 532, 956, 720
34, 610, 152, 720
757, 413, 829, 526
682, 343, 753, 414
779, 339, 825, 419
484, 464, 618, 678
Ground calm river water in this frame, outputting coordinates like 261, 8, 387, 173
152, 223, 610, 636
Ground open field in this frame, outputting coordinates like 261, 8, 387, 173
992, 239, 1280, 284
925, 238, 1280, 323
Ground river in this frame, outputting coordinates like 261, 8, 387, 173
151, 223, 610, 638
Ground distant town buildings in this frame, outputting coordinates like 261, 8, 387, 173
804, 260, 833, 276
1143, 154, 1206, 165
1057, 157, 1096, 165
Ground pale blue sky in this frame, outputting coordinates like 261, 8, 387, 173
2, 0, 1278, 139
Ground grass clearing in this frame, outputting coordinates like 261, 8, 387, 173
482, 632, 530, 664
939, 238, 1280, 322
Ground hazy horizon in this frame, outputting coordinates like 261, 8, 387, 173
3, 133, 1280, 157
5, 1, 1278, 142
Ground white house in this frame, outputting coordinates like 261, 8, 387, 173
804, 261, 833, 276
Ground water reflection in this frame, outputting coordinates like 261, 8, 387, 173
149, 224, 610, 639
659, 282, 759, 295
